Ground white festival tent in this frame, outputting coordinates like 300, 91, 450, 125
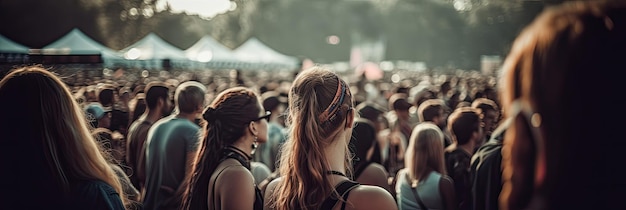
233, 37, 299, 70
118, 33, 190, 70
0, 34, 30, 63
39, 28, 123, 66
184, 35, 239, 69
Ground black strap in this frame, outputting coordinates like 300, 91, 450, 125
406, 174, 428, 210
320, 180, 360, 210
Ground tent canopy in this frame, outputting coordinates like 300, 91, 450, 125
119, 33, 187, 60
233, 37, 298, 66
41, 28, 121, 58
0, 34, 29, 54
185, 35, 237, 63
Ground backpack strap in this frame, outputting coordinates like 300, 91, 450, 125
320, 180, 360, 210
405, 173, 428, 210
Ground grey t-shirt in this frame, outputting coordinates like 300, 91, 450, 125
143, 116, 200, 210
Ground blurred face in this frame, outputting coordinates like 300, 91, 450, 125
160, 97, 173, 116
436, 108, 449, 129
483, 110, 499, 137
253, 104, 269, 144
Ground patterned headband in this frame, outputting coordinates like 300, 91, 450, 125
319, 77, 348, 123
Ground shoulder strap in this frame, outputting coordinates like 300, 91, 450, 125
320, 180, 360, 210
406, 173, 429, 210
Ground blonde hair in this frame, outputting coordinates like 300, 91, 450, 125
405, 122, 446, 186
270, 66, 354, 210
0, 66, 128, 208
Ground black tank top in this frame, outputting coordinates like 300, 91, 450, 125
320, 180, 360, 210
211, 147, 264, 210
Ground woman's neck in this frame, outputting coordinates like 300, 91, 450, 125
231, 137, 253, 158
323, 131, 350, 177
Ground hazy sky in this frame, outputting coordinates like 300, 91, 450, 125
156, 0, 236, 19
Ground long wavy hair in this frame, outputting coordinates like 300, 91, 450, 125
0, 66, 127, 208
269, 66, 354, 210
179, 86, 262, 210
405, 122, 446, 186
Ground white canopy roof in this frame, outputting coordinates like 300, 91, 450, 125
0, 34, 29, 54
40, 28, 121, 59
185, 35, 237, 62
119, 33, 187, 60
233, 37, 298, 67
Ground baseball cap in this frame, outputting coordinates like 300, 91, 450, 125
84, 102, 112, 121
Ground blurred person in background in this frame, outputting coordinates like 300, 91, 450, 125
143, 81, 206, 210
350, 117, 393, 196
445, 107, 482, 210
126, 81, 172, 199
396, 122, 456, 210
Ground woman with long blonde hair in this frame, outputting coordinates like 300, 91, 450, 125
0, 66, 128, 209
396, 122, 456, 210
264, 66, 396, 210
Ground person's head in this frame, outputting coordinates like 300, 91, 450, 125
119, 87, 131, 104
174, 81, 206, 115
355, 101, 385, 132
389, 93, 412, 120
413, 89, 437, 107
499, 2, 626, 210
471, 98, 500, 138
0, 66, 126, 207
447, 107, 482, 147
145, 81, 172, 116
97, 85, 115, 107
262, 90, 286, 119
273, 66, 354, 209
418, 99, 448, 129
405, 122, 446, 183
131, 93, 146, 122
350, 118, 378, 166
181, 86, 267, 210
84, 102, 112, 129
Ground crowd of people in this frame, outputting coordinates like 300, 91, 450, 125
1, 1, 626, 209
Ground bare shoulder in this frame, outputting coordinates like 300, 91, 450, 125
263, 177, 283, 210
348, 185, 398, 210
265, 176, 283, 195
217, 161, 255, 189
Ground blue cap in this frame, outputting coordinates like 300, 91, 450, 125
84, 103, 111, 121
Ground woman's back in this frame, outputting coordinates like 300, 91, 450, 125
264, 177, 397, 210
396, 169, 443, 210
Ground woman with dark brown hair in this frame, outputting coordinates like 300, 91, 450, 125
180, 86, 268, 210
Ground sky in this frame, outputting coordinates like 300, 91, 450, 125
156, 0, 237, 19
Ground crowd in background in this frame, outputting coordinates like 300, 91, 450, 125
2, 1, 626, 210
